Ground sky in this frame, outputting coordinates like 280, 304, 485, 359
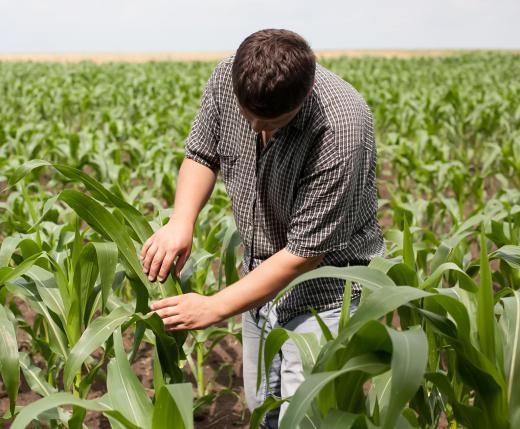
0, 0, 519, 53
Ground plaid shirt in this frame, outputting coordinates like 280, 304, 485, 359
185, 55, 385, 324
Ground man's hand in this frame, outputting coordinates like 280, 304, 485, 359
140, 219, 194, 282
148, 248, 323, 331
149, 293, 222, 331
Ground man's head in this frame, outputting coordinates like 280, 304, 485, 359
231, 29, 316, 133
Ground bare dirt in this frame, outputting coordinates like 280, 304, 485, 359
0, 293, 457, 429
0, 298, 249, 429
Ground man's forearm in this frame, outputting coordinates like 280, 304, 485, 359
171, 158, 217, 226
213, 248, 324, 319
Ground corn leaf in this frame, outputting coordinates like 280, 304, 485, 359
107, 327, 153, 429
151, 384, 193, 429
498, 291, 520, 419
63, 306, 133, 389
382, 326, 428, 429
0, 305, 19, 414
279, 353, 389, 429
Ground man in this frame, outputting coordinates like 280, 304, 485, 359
140, 29, 385, 427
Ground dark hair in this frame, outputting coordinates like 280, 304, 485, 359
231, 29, 316, 118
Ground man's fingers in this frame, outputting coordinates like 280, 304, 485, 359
174, 251, 190, 277
166, 324, 189, 332
150, 296, 180, 310
142, 243, 158, 274
162, 315, 184, 330
148, 249, 166, 281
140, 235, 155, 260
158, 252, 177, 282
152, 306, 178, 319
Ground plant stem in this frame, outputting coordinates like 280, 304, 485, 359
196, 343, 205, 398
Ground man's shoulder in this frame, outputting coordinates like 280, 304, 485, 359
206, 55, 235, 105
313, 64, 372, 144
310, 63, 374, 155
213, 55, 235, 75
313, 62, 370, 126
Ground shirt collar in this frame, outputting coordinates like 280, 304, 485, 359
288, 89, 314, 131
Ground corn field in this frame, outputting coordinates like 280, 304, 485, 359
0, 52, 519, 428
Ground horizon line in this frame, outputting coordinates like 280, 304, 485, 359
1, 49, 518, 63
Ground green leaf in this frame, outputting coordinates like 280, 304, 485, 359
382, 326, 428, 429
316, 286, 431, 371
19, 352, 57, 397
0, 236, 23, 267
402, 216, 416, 273
368, 371, 392, 416
279, 353, 389, 429
339, 280, 353, 333
9, 160, 153, 243
63, 306, 133, 389
261, 328, 320, 391
426, 293, 471, 339
282, 266, 396, 299
6, 279, 69, 358
10, 392, 141, 429
0, 252, 46, 286
320, 409, 360, 429
420, 262, 478, 293
152, 384, 193, 429
53, 163, 153, 243
424, 372, 483, 427
490, 245, 520, 270
107, 327, 153, 428
71, 243, 100, 343
340, 286, 429, 342
250, 396, 287, 429
477, 227, 496, 361
221, 220, 241, 286
58, 189, 150, 313
309, 306, 334, 342
8, 159, 51, 187
497, 291, 520, 416
0, 305, 19, 414
152, 347, 165, 396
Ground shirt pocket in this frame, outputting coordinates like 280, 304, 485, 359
217, 141, 240, 199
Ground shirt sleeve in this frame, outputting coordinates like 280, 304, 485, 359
285, 106, 373, 258
184, 66, 221, 172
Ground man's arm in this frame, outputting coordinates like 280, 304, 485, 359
170, 158, 217, 226
214, 248, 324, 318
141, 59, 222, 282
140, 158, 217, 282
149, 248, 324, 330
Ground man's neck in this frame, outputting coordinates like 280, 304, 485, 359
261, 129, 278, 146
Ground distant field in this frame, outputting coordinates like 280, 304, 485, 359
0, 49, 489, 63
0, 52, 519, 429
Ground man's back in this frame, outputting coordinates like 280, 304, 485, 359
143, 29, 384, 428
185, 55, 385, 323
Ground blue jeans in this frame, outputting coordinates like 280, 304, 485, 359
241, 295, 361, 428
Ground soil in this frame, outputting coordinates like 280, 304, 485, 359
0, 298, 451, 428
0, 299, 249, 429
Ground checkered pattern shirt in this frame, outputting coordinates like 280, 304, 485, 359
184, 55, 385, 324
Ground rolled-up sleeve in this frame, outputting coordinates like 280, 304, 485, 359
285, 109, 371, 258
184, 67, 221, 172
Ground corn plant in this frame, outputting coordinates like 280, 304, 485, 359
1, 53, 519, 427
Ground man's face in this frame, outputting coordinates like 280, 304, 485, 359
238, 102, 303, 134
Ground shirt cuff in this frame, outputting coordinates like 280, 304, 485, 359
185, 150, 219, 173
285, 242, 327, 258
